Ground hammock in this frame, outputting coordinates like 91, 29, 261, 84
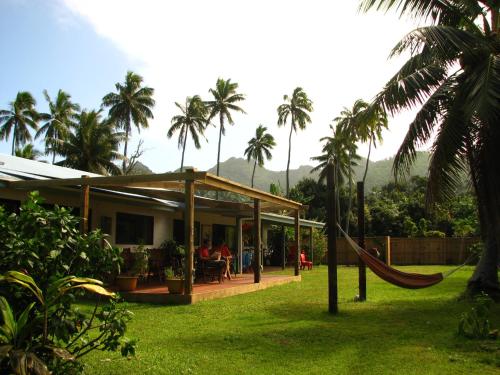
337, 225, 471, 289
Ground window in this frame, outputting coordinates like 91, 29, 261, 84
0, 199, 20, 214
173, 219, 201, 246
116, 212, 154, 245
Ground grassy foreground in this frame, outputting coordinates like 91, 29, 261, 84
82, 266, 499, 375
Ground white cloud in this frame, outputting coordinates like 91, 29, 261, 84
62, 0, 428, 173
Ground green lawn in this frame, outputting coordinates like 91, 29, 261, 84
82, 266, 500, 375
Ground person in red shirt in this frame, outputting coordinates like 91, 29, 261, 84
198, 240, 210, 259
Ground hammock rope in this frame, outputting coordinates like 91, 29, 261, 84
336, 224, 476, 289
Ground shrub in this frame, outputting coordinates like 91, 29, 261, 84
0, 193, 135, 374
458, 292, 497, 339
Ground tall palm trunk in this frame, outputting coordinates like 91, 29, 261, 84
11, 123, 17, 155
251, 160, 257, 188
122, 126, 129, 172
467, 132, 500, 298
52, 150, 56, 164
346, 153, 353, 234
180, 129, 188, 172
336, 163, 341, 235
216, 113, 224, 177
362, 136, 372, 184
286, 120, 294, 197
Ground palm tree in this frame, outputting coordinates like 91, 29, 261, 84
36, 89, 80, 164
311, 124, 359, 230
334, 102, 365, 232
339, 99, 388, 184
0, 92, 39, 155
56, 110, 124, 175
360, 0, 499, 295
206, 78, 246, 178
167, 96, 208, 172
102, 71, 155, 172
15, 144, 43, 160
244, 125, 276, 188
277, 87, 313, 197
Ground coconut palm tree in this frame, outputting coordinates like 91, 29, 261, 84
36, 89, 80, 164
206, 78, 246, 178
361, 0, 500, 295
0, 91, 39, 155
102, 71, 155, 172
277, 87, 313, 197
15, 144, 43, 160
244, 125, 276, 188
56, 110, 124, 175
339, 99, 388, 184
311, 123, 360, 230
167, 95, 208, 172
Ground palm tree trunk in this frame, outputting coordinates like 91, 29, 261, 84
346, 154, 353, 235
122, 126, 129, 172
52, 151, 56, 164
336, 163, 341, 235
180, 130, 188, 172
216, 114, 224, 200
11, 123, 16, 155
286, 120, 294, 197
251, 160, 257, 188
362, 136, 372, 184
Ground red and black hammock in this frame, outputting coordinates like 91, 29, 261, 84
338, 225, 453, 289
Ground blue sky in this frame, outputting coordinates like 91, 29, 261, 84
1, 1, 424, 173
0, 0, 133, 155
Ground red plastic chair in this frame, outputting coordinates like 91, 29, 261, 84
300, 252, 313, 270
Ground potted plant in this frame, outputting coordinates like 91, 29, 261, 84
116, 245, 149, 291
164, 266, 184, 294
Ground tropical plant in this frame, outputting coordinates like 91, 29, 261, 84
206, 78, 246, 179
244, 125, 276, 188
277, 87, 313, 197
102, 71, 155, 172
0, 272, 134, 375
0, 91, 39, 155
35, 89, 80, 164
0, 194, 134, 374
360, 0, 500, 296
15, 144, 43, 160
56, 110, 124, 175
167, 95, 208, 172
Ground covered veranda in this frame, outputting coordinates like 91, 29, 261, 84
7, 168, 318, 303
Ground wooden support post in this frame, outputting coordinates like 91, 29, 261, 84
385, 236, 391, 266
237, 217, 243, 274
294, 209, 300, 276
309, 227, 314, 266
79, 175, 90, 234
184, 174, 195, 295
281, 225, 286, 270
327, 162, 338, 314
357, 181, 367, 302
253, 199, 261, 283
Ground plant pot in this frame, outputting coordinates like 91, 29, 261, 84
165, 278, 184, 294
116, 276, 139, 291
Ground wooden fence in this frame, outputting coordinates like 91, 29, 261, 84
333, 237, 480, 265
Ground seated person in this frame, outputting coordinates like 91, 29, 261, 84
220, 243, 232, 280
198, 240, 221, 260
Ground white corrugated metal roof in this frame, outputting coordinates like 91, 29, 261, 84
0, 154, 101, 179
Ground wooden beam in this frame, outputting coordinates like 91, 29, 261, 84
203, 173, 302, 210
184, 177, 195, 295
357, 181, 367, 302
327, 162, 338, 314
294, 209, 300, 276
7, 171, 208, 189
79, 175, 90, 234
253, 199, 261, 283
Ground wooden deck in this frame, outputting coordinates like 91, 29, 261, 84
120, 273, 301, 305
